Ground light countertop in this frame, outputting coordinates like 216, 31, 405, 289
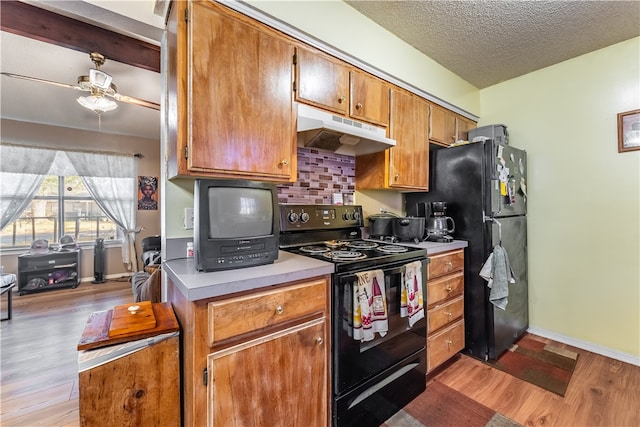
164, 250, 334, 301
165, 241, 466, 302
397, 239, 468, 254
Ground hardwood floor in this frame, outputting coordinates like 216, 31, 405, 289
1, 280, 132, 427
434, 336, 640, 427
2, 281, 639, 426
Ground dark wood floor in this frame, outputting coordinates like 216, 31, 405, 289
1, 280, 639, 426
1, 279, 133, 427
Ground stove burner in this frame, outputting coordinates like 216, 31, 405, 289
300, 245, 331, 254
376, 245, 409, 254
347, 240, 379, 250
323, 250, 367, 261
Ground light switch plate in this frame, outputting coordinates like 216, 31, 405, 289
184, 207, 194, 229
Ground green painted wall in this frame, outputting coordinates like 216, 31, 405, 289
480, 37, 640, 358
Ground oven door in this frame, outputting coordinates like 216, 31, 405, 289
333, 257, 427, 396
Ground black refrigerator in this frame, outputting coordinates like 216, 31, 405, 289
406, 140, 528, 360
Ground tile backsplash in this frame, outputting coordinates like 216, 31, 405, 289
277, 147, 355, 204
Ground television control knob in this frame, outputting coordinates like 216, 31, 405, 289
287, 212, 299, 223
300, 212, 310, 223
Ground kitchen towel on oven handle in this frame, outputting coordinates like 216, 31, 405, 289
401, 260, 425, 328
352, 269, 388, 341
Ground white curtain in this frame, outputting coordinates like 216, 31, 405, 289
0, 144, 56, 230
0, 144, 138, 271
66, 151, 138, 271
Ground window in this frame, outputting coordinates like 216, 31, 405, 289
1, 144, 138, 270
1, 175, 119, 249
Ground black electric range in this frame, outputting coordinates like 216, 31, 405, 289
279, 204, 426, 272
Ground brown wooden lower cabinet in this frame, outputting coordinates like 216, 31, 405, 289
208, 319, 326, 426
427, 319, 465, 370
426, 249, 466, 372
168, 275, 331, 427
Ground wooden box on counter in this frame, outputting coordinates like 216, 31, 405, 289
77, 302, 180, 427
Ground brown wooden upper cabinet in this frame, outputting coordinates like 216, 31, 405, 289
295, 46, 390, 127
429, 103, 477, 147
166, 1, 297, 182
356, 89, 429, 191
456, 115, 476, 142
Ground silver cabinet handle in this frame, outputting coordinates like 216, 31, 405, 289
275, 305, 284, 315
316, 337, 324, 345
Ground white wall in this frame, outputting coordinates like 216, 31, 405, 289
479, 37, 640, 360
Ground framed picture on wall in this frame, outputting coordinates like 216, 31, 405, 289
138, 176, 158, 210
618, 109, 640, 153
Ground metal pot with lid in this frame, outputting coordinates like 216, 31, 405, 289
367, 211, 399, 238
392, 217, 426, 243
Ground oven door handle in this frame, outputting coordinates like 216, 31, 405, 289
338, 262, 423, 285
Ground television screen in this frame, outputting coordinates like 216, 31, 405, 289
208, 187, 274, 239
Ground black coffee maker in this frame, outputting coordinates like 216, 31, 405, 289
425, 201, 455, 242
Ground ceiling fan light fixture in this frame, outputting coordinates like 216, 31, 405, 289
77, 94, 118, 114
89, 68, 113, 90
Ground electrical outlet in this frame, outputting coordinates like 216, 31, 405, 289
184, 207, 194, 229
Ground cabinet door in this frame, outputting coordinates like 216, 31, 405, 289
295, 46, 349, 115
456, 115, 476, 142
429, 103, 457, 147
388, 90, 429, 190
187, 1, 296, 180
350, 70, 390, 126
208, 319, 327, 427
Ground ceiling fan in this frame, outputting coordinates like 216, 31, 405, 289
1, 52, 160, 114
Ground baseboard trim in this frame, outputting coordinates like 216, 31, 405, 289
528, 326, 640, 367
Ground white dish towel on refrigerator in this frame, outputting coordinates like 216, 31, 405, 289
479, 245, 516, 310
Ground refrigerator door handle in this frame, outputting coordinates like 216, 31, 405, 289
483, 214, 503, 244
490, 179, 503, 217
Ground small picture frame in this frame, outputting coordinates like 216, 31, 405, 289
618, 109, 640, 153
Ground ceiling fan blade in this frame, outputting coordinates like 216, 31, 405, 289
0, 72, 83, 91
113, 93, 160, 111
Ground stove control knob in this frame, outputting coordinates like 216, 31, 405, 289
287, 212, 299, 223
343, 212, 353, 220
353, 211, 361, 221
300, 212, 310, 223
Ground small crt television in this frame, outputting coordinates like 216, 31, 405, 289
194, 179, 280, 271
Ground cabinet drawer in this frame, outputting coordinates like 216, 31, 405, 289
428, 250, 464, 279
427, 296, 464, 333
426, 271, 464, 308
427, 319, 465, 372
208, 278, 326, 346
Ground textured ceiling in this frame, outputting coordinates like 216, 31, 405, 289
2, 1, 639, 140
345, 0, 640, 88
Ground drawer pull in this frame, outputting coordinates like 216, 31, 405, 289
355, 102, 363, 110
446, 286, 453, 293
446, 311, 452, 318
446, 261, 453, 270
316, 336, 324, 345
338, 95, 346, 104
446, 339, 453, 348
275, 305, 284, 315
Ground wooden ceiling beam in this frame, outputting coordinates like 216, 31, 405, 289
0, 1, 160, 73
